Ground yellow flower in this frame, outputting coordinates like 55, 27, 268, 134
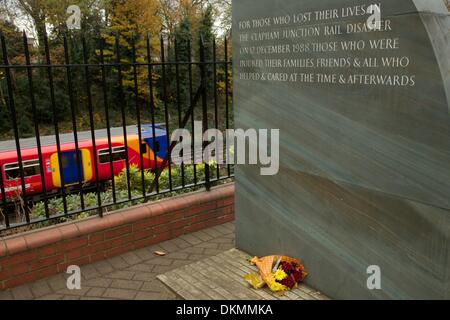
265, 267, 289, 292
274, 268, 288, 281
268, 277, 288, 292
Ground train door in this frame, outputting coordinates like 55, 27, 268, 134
51, 150, 92, 188
61, 151, 84, 185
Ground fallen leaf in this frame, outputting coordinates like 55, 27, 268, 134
154, 251, 166, 256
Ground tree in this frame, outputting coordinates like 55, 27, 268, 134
158, 0, 179, 40
209, 0, 231, 32
0, 17, 70, 137
198, 4, 214, 95
171, 15, 191, 110
0, 0, 231, 137
13, 0, 47, 55
0, 18, 24, 135
103, 0, 162, 111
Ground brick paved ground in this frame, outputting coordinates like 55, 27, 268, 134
0, 222, 235, 300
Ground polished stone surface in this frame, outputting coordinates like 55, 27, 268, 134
234, 0, 450, 299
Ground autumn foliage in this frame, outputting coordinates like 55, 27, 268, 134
0, 0, 232, 138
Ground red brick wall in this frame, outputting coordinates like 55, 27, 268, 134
0, 184, 234, 290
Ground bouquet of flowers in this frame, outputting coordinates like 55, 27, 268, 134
245, 255, 308, 293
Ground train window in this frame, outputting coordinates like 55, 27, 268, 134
140, 143, 147, 154
112, 147, 127, 161
98, 146, 127, 164
4, 160, 41, 180
153, 141, 160, 153
98, 149, 111, 163
61, 156, 70, 169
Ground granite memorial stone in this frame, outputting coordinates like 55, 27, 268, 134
233, 0, 450, 299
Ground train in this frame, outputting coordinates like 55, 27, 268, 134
0, 124, 168, 202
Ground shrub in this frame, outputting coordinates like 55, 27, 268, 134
30, 162, 229, 223
114, 164, 154, 193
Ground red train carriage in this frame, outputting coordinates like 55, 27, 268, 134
0, 124, 168, 202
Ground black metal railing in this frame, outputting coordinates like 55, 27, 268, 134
0, 31, 233, 233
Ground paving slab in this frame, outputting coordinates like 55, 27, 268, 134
0, 222, 235, 300
157, 249, 330, 301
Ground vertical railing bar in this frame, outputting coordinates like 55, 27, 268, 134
131, 38, 146, 198
82, 36, 102, 216
23, 32, 50, 219
99, 38, 117, 204
187, 40, 197, 184
199, 35, 210, 191
0, 34, 9, 227
115, 34, 132, 200
0, 166, 9, 228
213, 38, 220, 180
63, 34, 85, 211
43, 33, 68, 215
160, 35, 172, 191
146, 35, 159, 194
224, 36, 231, 177
174, 39, 185, 187
1, 33, 29, 223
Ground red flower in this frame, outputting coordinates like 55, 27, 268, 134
281, 261, 294, 274
292, 270, 303, 283
279, 277, 296, 289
